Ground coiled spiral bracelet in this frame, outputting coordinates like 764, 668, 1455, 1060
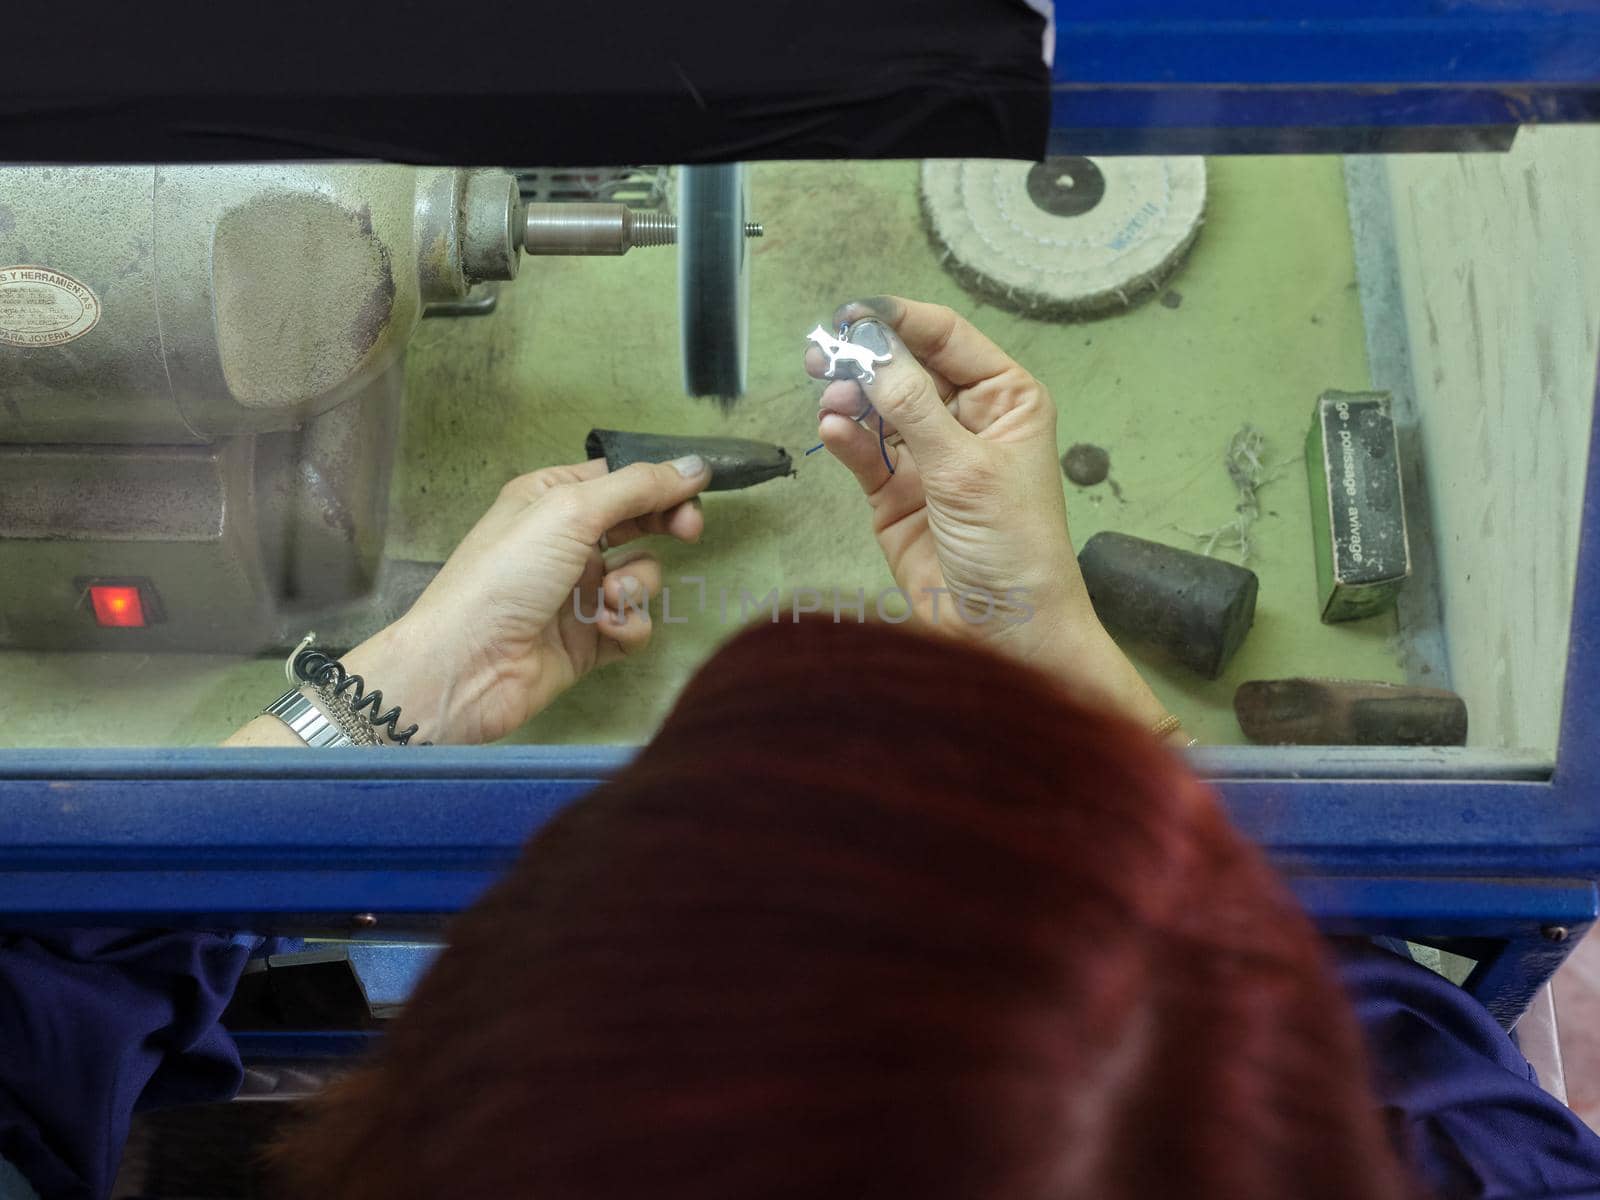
285, 633, 428, 746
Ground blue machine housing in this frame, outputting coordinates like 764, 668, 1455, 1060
4, 2, 1600, 1034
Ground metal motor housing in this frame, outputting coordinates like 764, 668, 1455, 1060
0, 166, 522, 650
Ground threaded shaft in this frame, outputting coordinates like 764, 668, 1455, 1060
627, 210, 678, 248
524, 205, 766, 256
624, 214, 766, 248
623, 214, 765, 248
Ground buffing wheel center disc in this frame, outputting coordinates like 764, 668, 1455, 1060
920, 156, 1206, 319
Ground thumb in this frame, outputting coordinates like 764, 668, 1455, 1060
563, 456, 711, 542
848, 317, 968, 473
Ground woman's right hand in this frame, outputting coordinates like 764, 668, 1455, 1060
804, 296, 1168, 729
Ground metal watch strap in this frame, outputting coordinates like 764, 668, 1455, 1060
264, 688, 380, 748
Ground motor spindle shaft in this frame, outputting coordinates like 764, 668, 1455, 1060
523, 203, 762, 255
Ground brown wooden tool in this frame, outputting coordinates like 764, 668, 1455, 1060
1234, 678, 1467, 746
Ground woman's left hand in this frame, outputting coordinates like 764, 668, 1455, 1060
336, 454, 710, 744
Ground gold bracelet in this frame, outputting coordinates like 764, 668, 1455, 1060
1149, 713, 1183, 740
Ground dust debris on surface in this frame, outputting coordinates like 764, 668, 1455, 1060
1176, 425, 1295, 563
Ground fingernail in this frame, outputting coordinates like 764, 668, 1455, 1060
846, 317, 894, 357
672, 454, 707, 478
619, 575, 644, 601
835, 296, 896, 326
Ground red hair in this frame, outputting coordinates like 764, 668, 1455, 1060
275, 619, 1416, 1199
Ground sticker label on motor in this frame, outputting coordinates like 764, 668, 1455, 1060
0, 266, 101, 347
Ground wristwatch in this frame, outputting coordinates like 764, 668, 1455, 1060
263, 687, 382, 748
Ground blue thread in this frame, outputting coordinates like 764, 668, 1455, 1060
807, 408, 894, 474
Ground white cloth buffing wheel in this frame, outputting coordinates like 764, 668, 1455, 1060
920, 156, 1206, 319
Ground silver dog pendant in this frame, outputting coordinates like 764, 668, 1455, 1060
807, 322, 893, 386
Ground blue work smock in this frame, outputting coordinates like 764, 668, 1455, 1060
0, 930, 258, 1200
1343, 940, 1600, 1198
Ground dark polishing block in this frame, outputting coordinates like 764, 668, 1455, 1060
1078, 531, 1258, 679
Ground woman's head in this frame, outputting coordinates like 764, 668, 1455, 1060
277, 619, 1413, 1199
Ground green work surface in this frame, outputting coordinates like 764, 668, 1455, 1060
0, 158, 1403, 748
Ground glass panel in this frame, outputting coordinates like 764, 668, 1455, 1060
0, 146, 1592, 756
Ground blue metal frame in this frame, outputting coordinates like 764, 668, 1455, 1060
4, 3, 1600, 1033
1049, 3, 1600, 153
2, 743, 1599, 924
1056, 2, 1600, 86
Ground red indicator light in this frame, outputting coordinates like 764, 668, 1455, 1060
90, 585, 146, 628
